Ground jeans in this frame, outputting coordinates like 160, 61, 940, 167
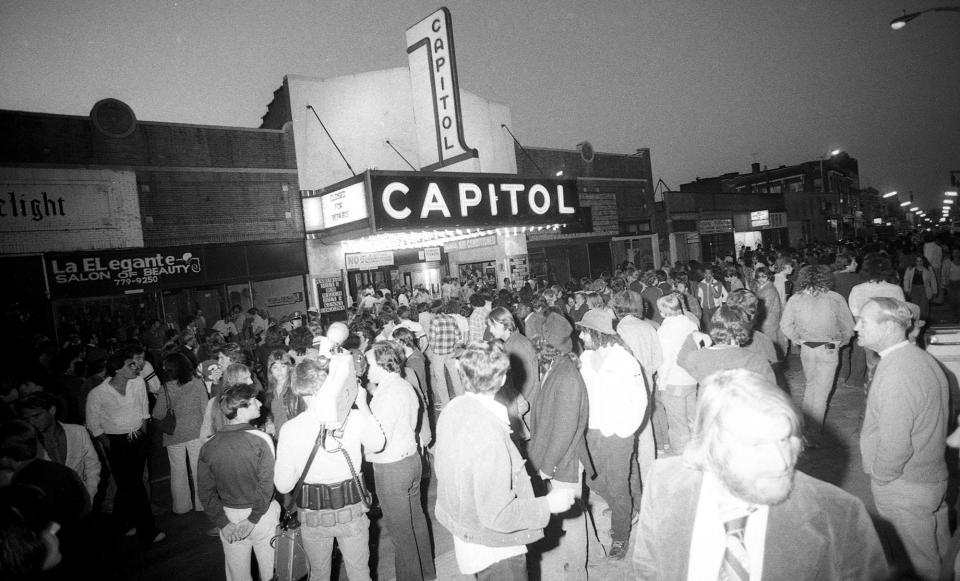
166, 437, 203, 513
585, 429, 636, 543
872, 478, 949, 581
539, 475, 587, 581
106, 433, 157, 541
372, 455, 436, 581
220, 501, 280, 581
476, 553, 526, 581
799, 344, 839, 434
426, 350, 455, 408
701, 307, 718, 332
300, 503, 371, 581
660, 384, 697, 453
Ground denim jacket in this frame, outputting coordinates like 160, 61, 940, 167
434, 394, 549, 547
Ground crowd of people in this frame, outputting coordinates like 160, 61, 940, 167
2, 230, 960, 580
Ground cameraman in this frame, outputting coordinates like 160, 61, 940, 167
275, 358, 385, 581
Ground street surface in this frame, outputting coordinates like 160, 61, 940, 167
110, 340, 950, 580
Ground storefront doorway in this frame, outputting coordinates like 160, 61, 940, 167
398, 264, 441, 296
347, 267, 393, 305
734, 231, 763, 257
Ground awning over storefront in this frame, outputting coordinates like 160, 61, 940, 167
45, 240, 306, 300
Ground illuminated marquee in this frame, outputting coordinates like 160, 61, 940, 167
370, 173, 582, 232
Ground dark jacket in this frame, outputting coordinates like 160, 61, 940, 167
197, 423, 274, 528
527, 354, 590, 482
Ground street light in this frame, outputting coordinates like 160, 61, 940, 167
890, 7, 960, 30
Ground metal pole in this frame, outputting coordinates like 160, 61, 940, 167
306, 105, 356, 176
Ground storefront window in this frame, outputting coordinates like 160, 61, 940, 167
458, 260, 496, 282
53, 293, 163, 348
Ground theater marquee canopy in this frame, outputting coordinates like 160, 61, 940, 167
301, 170, 587, 250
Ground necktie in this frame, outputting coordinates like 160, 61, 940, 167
719, 514, 751, 581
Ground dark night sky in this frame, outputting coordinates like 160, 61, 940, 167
2, 0, 957, 211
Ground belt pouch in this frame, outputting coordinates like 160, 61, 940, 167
336, 507, 354, 524
329, 481, 345, 510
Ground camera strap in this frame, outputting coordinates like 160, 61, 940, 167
322, 426, 372, 510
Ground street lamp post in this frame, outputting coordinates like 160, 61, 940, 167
890, 6, 960, 29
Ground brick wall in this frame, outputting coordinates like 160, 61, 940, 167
527, 187, 618, 243
0, 109, 303, 252
137, 170, 302, 246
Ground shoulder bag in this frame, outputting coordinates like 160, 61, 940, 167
155, 383, 177, 436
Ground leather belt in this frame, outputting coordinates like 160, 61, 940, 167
803, 341, 835, 349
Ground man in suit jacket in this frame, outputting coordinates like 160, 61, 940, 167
633, 369, 887, 580
18, 391, 101, 502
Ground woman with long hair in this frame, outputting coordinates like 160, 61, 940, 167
152, 352, 208, 514
903, 254, 938, 320
264, 350, 301, 436
488, 306, 539, 438
286, 326, 317, 364
363, 341, 435, 581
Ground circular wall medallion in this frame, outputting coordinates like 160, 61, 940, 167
577, 141, 595, 163
90, 98, 137, 138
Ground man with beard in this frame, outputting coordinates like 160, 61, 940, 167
633, 369, 886, 580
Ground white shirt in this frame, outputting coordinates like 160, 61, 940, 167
878, 340, 910, 358
365, 373, 419, 464
580, 344, 648, 437
212, 319, 238, 337
85, 377, 150, 436
395, 319, 426, 340
687, 472, 769, 581
135, 361, 162, 394
274, 406, 385, 492
657, 315, 699, 387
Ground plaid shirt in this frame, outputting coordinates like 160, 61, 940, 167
468, 305, 491, 343
428, 313, 462, 356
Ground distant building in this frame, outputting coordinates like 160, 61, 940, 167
666, 154, 861, 260
0, 101, 308, 343
515, 145, 657, 281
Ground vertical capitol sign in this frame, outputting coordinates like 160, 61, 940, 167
406, 7, 478, 171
